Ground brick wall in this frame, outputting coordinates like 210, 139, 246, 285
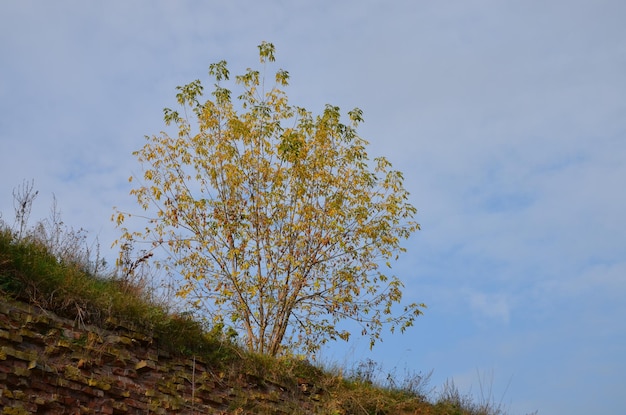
0, 299, 317, 414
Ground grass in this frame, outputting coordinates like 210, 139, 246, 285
0, 196, 534, 414
0, 225, 225, 359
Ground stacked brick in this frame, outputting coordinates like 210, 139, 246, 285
0, 299, 312, 414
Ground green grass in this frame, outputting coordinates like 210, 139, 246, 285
0, 226, 225, 359
0, 220, 534, 415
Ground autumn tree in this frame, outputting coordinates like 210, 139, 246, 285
114, 42, 424, 356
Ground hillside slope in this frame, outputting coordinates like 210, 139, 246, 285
0, 224, 511, 415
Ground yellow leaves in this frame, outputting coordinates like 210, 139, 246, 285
257, 41, 276, 63
113, 212, 126, 226
275, 69, 289, 86
176, 283, 193, 299
113, 42, 422, 357
150, 186, 162, 201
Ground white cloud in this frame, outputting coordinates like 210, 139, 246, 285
467, 290, 511, 324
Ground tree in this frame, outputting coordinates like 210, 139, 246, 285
114, 42, 424, 356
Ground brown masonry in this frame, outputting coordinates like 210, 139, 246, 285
0, 299, 320, 414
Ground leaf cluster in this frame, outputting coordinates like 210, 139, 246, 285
115, 42, 424, 356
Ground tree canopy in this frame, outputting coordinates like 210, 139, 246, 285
114, 42, 424, 356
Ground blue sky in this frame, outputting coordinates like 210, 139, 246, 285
1, 1, 625, 413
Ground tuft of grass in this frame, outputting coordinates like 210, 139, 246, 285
434, 379, 502, 415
